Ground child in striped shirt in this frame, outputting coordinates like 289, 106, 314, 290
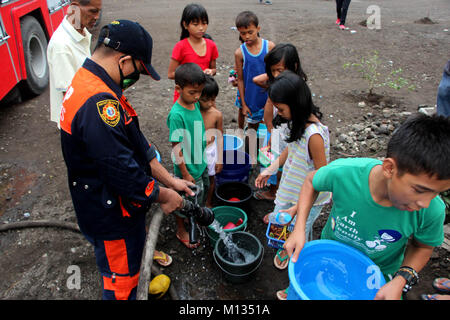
255, 71, 331, 299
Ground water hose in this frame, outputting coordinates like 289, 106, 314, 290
0, 220, 80, 233
136, 206, 179, 300
136, 207, 164, 300
0, 213, 180, 300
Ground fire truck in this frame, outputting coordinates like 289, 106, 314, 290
0, 0, 69, 103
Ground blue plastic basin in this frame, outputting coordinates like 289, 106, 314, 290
287, 240, 385, 300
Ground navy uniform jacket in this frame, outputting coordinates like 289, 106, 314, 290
60, 58, 160, 240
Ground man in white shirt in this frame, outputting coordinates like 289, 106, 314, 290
47, 0, 102, 127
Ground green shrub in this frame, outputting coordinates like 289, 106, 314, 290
343, 51, 415, 96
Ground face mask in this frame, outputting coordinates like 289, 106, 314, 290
119, 57, 140, 90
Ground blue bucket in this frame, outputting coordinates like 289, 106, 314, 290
257, 123, 270, 147
223, 134, 243, 151
287, 240, 385, 300
216, 150, 251, 185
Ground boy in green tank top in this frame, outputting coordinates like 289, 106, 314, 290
285, 114, 450, 299
167, 63, 209, 249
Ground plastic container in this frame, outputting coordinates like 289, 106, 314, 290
205, 206, 248, 247
287, 240, 386, 300
257, 133, 280, 187
265, 222, 294, 250
269, 211, 292, 224
223, 134, 243, 151
257, 146, 274, 168
215, 150, 251, 185
213, 231, 264, 284
257, 123, 270, 147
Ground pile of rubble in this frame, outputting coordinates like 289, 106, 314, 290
332, 102, 415, 157
331, 102, 412, 156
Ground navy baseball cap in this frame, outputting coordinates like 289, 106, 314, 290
98, 20, 160, 80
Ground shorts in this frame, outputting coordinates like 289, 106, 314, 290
206, 141, 217, 176
234, 90, 242, 108
246, 108, 265, 124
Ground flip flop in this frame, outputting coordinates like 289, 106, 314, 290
149, 274, 171, 299
176, 233, 200, 249
274, 249, 289, 270
276, 288, 288, 300
253, 190, 276, 201
432, 277, 450, 293
153, 250, 172, 267
421, 294, 440, 300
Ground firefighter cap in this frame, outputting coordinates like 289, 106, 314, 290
98, 20, 160, 80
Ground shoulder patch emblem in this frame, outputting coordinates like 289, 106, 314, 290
97, 99, 120, 127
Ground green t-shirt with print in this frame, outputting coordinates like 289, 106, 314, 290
313, 158, 445, 281
167, 101, 207, 180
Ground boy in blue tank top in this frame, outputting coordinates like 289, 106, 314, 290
234, 11, 275, 131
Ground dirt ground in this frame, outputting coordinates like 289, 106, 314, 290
0, 0, 449, 301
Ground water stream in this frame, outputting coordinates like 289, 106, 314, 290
210, 220, 256, 264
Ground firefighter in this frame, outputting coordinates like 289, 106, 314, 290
60, 20, 194, 300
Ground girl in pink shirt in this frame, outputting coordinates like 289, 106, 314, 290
168, 3, 219, 103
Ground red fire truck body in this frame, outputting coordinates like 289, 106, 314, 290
0, 0, 69, 102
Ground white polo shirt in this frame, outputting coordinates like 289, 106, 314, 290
47, 16, 92, 127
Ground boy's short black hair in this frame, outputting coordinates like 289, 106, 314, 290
235, 11, 259, 28
175, 63, 206, 88
387, 113, 450, 180
201, 74, 219, 99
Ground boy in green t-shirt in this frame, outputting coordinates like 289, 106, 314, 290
167, 63, 209, 249
284, 113, 450, 300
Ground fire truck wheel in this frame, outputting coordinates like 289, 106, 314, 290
20, 16, 49, 96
